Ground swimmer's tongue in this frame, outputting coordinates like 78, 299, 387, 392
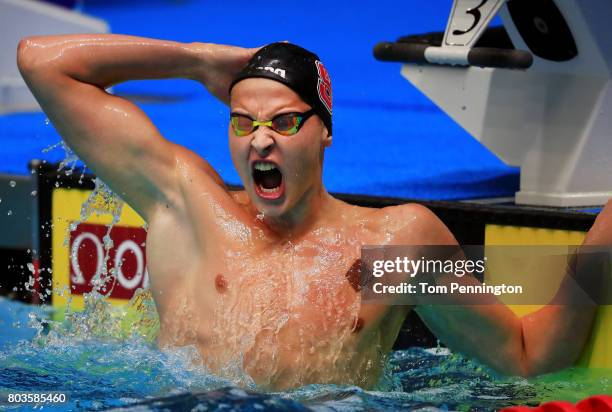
254, 168, 282, 189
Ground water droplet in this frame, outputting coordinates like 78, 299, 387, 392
30, 190, 37, 196
7, 210, 12, 216
27, 263, 35, 273
44, 118, 50, 126
54, 182, 60, 188
9, 180, 16, 188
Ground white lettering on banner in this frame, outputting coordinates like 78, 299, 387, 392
70, 231, 147, 292
70, 232, 104, 285
114, 239, 144, 290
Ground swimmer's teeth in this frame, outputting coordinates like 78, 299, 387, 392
253, 162, 282, 193
259, 184, 280, 193
254, 162, 277, 172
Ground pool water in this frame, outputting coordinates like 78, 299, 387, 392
0, 296, 610, 411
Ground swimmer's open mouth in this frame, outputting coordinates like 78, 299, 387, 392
252, 161, 284, 199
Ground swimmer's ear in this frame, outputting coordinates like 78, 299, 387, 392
322, 127, 332, 147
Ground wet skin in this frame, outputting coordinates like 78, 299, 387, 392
147, 185, 417, 388
144, 78, 434, 388
17, 35, 608, 390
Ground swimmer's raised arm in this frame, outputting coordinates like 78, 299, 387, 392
409, 204, 609, 377
17, 34, 256, 219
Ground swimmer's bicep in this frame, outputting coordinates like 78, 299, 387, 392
38, 79, 179, 218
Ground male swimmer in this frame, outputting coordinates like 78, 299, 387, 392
17, 35, 612, 389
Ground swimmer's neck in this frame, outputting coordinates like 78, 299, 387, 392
258, 186, 340, 240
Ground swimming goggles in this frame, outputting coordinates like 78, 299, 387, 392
230, 109, 315, 137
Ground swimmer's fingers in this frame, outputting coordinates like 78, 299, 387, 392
193, 43, 260, 104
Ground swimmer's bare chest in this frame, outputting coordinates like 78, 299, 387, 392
144, 186, 415, 386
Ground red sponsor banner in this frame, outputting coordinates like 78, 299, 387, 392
69, 223, 148, 299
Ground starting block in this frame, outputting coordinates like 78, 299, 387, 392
375, 0, 612, 207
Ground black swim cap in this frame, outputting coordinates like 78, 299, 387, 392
229, 42, 333, 135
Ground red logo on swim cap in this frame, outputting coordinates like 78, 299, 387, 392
315, 60, 332, 115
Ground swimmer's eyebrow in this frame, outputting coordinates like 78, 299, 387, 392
230, 110, 253, 118
230, 108, 251, 116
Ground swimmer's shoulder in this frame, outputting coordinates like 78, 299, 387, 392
334, 198, 436, 223
375, 203, 458, 245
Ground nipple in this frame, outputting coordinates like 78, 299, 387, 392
215, 273, 228, 293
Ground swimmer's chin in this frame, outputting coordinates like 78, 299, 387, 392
252, 202, 288, 221
247, 185, 289, 218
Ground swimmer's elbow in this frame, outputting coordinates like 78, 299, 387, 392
17, 36, 68, 79
495, 323, 570, 378
503, 359, 533, 378
17, 37, 45, 76
500, 357, 568, 378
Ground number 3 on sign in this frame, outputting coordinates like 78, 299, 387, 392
444, 0, 507, 47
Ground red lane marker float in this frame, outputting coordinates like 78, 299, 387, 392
501, 395, 612, 412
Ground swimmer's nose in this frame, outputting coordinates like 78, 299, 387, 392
250, 128, 275, 156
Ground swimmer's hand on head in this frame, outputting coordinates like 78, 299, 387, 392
17, 35, 256, 220
190, 43, 261, 104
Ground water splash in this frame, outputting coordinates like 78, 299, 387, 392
61, 177, 126, 299
0, 293, 228, 410
1, 294, 610, 411
56, 142, 80, 177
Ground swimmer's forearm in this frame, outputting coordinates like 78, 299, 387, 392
518, 200, 612, 374
418, 279, 596, 376
415, 304, 528, 375
520, 303, 595, 375
414, 270, 590, 376
17, 34, 208, 87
